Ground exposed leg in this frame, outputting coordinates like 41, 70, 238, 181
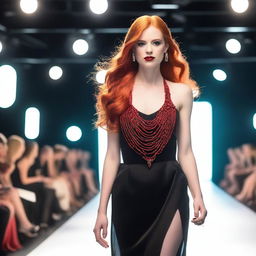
226, 169, 241, 195
160, 209, 183, 256
81, 169, 99, 193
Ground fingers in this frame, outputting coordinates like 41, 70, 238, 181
191, 208, 207, 225
103, 225, 107, 239
93, 226, 109, 248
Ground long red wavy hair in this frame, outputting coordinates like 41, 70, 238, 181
93, 15, 200, 133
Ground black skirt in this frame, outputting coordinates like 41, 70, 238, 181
111, 159, 190, 256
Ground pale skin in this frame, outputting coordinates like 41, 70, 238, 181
93, 25, 208, 249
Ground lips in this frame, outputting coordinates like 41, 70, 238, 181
144, 56, 155, 61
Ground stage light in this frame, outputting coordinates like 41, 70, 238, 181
0, 41, 2, 53
25, 107, 40, 139
212, 69, 227, 81
49, 66, 63, 80
225, 38, 241, 54
231, 0, 249, 13
0, 65, 17, 108
66, 126, 82, 142
89, 0, 108, 14
151, 4, 179, 9
72, 39, 89, 55
20, 0, 38, 14
253, 113, 256, 130
96, 70, 107, 84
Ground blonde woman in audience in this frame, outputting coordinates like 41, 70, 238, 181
39, 145, 71, 212
11, 140, 62, 227
0, 134, 39, 237
53, 145, 84, 209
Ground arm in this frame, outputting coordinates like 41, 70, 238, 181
18, 161, 43, 185
176, 84, 203, 200
97, 130, 121, 215
46, 158, 58, 177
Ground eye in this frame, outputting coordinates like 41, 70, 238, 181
137, 42, 145, 47
153, 41, 161, 46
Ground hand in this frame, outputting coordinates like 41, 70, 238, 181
93, 212, 109, 248
235, 172, 256, 202
42, 176, 53, 184
191, 196, 207, 225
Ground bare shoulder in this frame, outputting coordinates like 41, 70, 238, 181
165, 80, 193, 111
17, 159, 26, 169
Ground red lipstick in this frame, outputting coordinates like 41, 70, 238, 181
144, 56, 155, 61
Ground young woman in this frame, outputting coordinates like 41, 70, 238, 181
0, 134, 39, 238
10, 141, 62, 227
93, 15, 207, 256
76, 150, 99, 199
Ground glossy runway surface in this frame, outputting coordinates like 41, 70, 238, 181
27, 181, 256, 256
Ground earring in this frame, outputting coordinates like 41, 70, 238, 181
132, 52, 136, 62
165, 52, 168, 62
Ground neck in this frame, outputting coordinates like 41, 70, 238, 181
135, 66, 163, 86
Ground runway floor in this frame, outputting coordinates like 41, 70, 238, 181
25, 180, 256, 256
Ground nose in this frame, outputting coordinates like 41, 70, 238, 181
146, 43, 152, 54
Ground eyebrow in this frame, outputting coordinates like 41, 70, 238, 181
137, 39, 162, 42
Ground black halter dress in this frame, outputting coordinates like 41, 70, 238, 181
110, 79, 190, 256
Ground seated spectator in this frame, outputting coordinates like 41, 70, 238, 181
0, 197, 22, 252
220, 144, 255, 195
38, 145, 71, 212
9, 140, 63, 228
235, 171, 256, 205
0, 134, 39, 238
53, 145, 84, 209
235, 145, 256, 206
76, 150, 99, 198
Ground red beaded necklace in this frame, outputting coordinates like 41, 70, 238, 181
119, 78, 177, 168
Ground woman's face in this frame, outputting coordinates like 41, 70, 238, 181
133, 25, 168, 68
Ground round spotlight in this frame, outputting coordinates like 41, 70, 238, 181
89, 0, 108, 14
20, 0, 38, 14
225, 39, 241, 54
0, 41, 2, 53
66, 126, 82, 142
49, 66, 63, 80
96, 70, 107, 84
253, 113, 256, 130
25, 107, 40, 139
72, 39, 89, 55
0, 65, 17, 108
212, 69, 227, 81
231, 0, 249, 13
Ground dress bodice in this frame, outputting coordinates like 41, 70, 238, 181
119, 78, 178, 167
119, 110, 178, 165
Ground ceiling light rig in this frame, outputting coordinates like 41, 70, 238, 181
89, 0, 108, 15
72, 39, 89, 56
225, 38, 241, 54
20, 0, 38, 14
49, 66, 63, 80
230, 0, 249, 13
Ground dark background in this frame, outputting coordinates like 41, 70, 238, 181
0, 0, 256, 185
